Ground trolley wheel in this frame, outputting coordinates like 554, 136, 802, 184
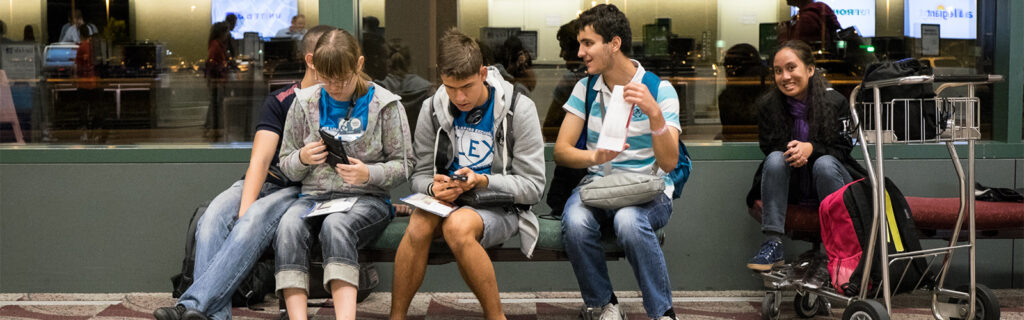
842, 300, 889, 320
761, 291, 781, 320
948, 284, 1000, 320
794, 292, 826, 318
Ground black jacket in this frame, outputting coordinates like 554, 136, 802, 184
745, 88, 866, 207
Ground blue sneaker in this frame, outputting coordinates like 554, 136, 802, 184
747, 240, 784, 271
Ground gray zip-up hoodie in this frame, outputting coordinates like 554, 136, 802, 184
411, 66, 545, 258
280, 82, 414, 197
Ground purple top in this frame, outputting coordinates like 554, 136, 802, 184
787, 96, 810, 142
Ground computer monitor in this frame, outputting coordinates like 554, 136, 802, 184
516, 31, 537, 61
264, 38, 298, 62
43, 44, 78, 70
122, 43, 164, 77
479, 27, 520, 56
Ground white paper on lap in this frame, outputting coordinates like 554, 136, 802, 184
303, 197, 358, 219
401, 193, 457, 218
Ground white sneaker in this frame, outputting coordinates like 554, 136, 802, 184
599, 303, 624, 320
656, 316, 678, 320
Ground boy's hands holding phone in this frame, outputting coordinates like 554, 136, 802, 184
452, 167, 488, 192
431, 174, 463, 203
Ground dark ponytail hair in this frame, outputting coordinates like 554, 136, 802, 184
760, 40, 837, 140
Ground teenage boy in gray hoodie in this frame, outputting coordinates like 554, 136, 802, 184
390, 29, 545, 320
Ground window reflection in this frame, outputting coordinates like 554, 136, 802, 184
0, 0, 1002, 144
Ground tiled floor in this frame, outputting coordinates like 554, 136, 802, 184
1, 290, 1021, 319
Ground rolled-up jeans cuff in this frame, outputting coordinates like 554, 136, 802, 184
323, 261, 360, 290
275, 270, 309, 296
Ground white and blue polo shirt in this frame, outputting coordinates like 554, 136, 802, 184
562, 60, 681, 196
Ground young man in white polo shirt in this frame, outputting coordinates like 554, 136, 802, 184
553, 4, 682, 320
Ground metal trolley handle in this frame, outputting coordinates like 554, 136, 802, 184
860, 74, 1004, 89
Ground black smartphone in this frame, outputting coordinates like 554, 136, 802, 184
449, 174, 468, 182
318, 128, 351, 167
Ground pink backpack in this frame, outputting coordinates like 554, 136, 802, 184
818, 179, 864, 295
818, 178, 930, 296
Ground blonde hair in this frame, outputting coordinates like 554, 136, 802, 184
312, 29, 370, 97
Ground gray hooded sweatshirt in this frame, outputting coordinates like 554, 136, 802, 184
279, 82, 415, 197
411, 66, 545, 258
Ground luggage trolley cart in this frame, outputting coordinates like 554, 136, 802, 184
755, 74, 1004, 320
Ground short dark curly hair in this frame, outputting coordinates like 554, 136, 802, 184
576, 4, 632, 56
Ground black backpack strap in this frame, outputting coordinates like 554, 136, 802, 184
501, 86, 524, 173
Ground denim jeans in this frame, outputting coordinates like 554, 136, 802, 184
274, 194, 392, 294
562, 189, 675, 319
761, 151, 852, 234
178, 180, 299, 320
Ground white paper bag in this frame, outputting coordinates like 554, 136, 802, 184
596, 85, 632, 152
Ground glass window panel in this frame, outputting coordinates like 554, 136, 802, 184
0, 0, 1005, 145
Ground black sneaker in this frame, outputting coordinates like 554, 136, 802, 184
153, 304, 187, 320
182, 309, 211, 320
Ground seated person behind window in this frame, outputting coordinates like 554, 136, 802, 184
497, 35, 536, 92
745, 40, 865, 271
390, 28, 545, 320
275, 14, 307, 39
779, 0, 841, 49
717, 43, 769, 141
553, 5, 683, 319
542, 19, 588, 140
274, 28, 414, 320
151, 24, 337, 320
361, 16, 389, 81
376, 41, 431, 132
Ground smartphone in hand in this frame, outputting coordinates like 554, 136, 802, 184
319, 127, 351, 167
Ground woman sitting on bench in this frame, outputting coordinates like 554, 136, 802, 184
745, 40, 864, 271
273, 29, 414, 320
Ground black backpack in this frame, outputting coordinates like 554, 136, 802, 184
545, 76, 599, 217
857, 59, 945, 141
837, 178, 933, 296
171, 202, 277, 308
